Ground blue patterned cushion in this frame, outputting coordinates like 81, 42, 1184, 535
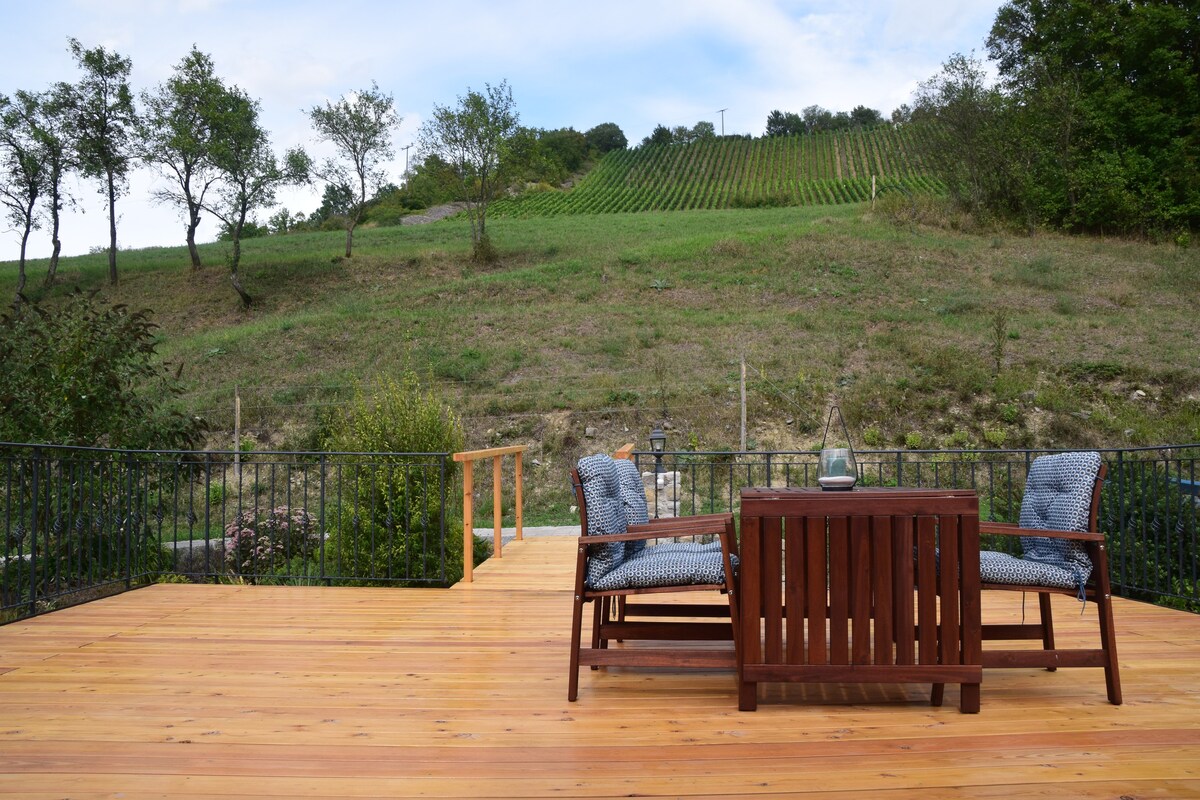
614, 458, 650, 559
1017, 452, 1100, 589
979, 451, 1100, 592
980, 549, 1080, 590
577, 454, 627, 586
587, 543, 735, 592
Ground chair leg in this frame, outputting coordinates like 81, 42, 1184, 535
1038, 592, 1057, 672
568, 593, 586, 701
931, 683, 944, 707
590, 599, 605, 669
1097, 593, 1123, 705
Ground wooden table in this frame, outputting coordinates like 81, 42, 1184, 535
737, 487, 982, 713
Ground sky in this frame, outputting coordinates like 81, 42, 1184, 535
1, 0, 1004, 260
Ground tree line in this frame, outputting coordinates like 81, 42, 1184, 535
1, 39, 631, 304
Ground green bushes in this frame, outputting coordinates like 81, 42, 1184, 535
322, 372, 465, 585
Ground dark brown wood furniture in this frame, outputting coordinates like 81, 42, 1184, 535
738, 487, 982, 713
974, 458, 1122, 705
568, 459, 739, 702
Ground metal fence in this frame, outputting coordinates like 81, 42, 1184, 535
1, 444, 454, 623
631, 444, 1200, 611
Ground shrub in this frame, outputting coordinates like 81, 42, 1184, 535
222, 506, 321, 578
322, 372, 465, 585
0, 291, 207, 450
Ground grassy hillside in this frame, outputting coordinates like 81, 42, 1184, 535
3, 204, 1198, 519
491, 127, 941, 217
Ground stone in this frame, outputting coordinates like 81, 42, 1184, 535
584, 426, 597, 438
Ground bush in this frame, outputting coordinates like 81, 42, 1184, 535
0, 290, 206, 450
222, 506, 321, 579
323, 372, 465, 585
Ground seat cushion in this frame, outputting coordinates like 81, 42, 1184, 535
586, 543, 736, 592
1017, 451, 1102, 590
980, 549, 1081, 590
577, 454, 628, 586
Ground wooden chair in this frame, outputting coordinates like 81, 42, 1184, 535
568, 453, 739, 701
968, 451, 1121, 704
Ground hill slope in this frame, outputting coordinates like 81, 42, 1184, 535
492, 127, 941, 217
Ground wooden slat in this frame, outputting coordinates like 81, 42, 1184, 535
1, 535, 1199, 798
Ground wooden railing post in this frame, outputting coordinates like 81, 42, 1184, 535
462, 458, 474, 583
452, 445, 528, 582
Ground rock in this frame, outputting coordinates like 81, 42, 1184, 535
584, 426, 597, 438
1132, 389, 1147, 400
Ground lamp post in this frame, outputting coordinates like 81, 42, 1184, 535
649, 426, 667, 474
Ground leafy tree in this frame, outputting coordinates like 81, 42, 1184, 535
0, 92, 48, 300
0, 290, 206, 450
641, 124, 672, 147
36, 84, 76, 287
65, 38, 137, 286
206, 88, 309, 307
538, 127, 588, 175
418, 80, 520, 262
912, 53, 1022, 218
584, 122, 626, 154
849, 105, 883, 127
138, 47, 233, 269
765, 110, 805, 137
308, 82, 401, 258
802, 105, 834, 132
984, 0, 1199, 234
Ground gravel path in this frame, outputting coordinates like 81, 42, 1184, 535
400, 202, 468, 225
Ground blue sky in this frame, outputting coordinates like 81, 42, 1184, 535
1, 0, 1003, 259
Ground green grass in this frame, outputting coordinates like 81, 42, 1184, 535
3, 202, 1199, 519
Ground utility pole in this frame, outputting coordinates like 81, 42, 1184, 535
717, 108, 728, 136
402, 143, 413, 181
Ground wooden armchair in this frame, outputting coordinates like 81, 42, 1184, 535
973, 451, 1121, 704
568, 454, 739, 701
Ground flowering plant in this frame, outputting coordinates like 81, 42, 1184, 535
223, 506, 321, 576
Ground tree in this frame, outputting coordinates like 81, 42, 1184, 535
584, 122, 626, 154
0, 92, 48, 300
765, 110, 804, 137
206, 89, 309, 307
641, 124, 672, 147
912, 53, 1021, 217
308, 82, 400, 258
0, 290, 206, 450
138, 47, 232, 269
984, 0, 1200, 234
418, 80, 519, 262
36, 84, 76, 287
849, 105, 883, 127
65, 38, 137, 286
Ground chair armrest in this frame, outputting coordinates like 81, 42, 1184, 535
637, 513, 734, 531
579, 517, 733, 545
980, 522, 1104, 542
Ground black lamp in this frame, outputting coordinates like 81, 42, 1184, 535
649, 426, 667, 474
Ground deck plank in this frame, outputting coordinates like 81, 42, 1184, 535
1, 536, 1199, 798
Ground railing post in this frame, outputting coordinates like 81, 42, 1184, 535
462, 458, 474, 583
28, 446, 40, 617
319, 454, 329, 586
896, 450, 903, 487
514, 451, 523, 541
493, 455, 503, 558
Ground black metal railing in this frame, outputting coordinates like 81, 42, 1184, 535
632, 445, 1200, 611
1, 444, 454, 623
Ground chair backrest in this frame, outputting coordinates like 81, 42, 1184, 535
575, 454, 629, 586
1019, 451, 1104, 588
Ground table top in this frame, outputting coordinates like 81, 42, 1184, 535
740, 485, 979, 516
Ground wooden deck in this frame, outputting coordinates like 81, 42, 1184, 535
2, 535, 1199, 798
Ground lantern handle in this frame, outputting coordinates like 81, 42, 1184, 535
819, 406, 854, 453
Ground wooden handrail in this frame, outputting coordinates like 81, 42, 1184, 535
613, 443, 635, 460
453, 445, 527, 582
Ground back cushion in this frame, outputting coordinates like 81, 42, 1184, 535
1019, 451, 1102, 589
614, 458, 650, 558
577, 454, 627, 585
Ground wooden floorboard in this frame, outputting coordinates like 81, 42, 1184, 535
1, 535, 1199, 798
